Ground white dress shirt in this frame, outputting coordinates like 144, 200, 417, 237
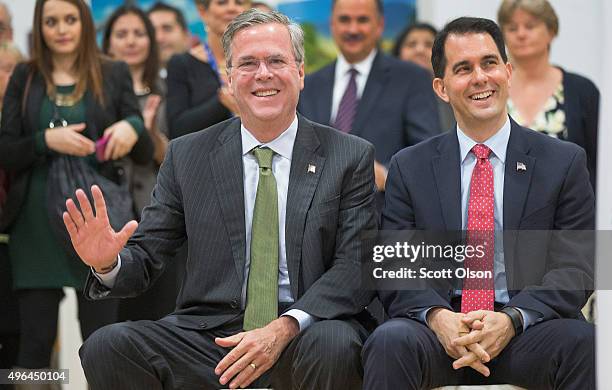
330, 49, 377, 123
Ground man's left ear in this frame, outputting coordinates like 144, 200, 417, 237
505, 62, 512, 88
298, 62, 305, 90
227, 74, 234, 96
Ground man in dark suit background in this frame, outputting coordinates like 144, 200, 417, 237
63, 9, 376, 390
362, 17, 594, 389
298, 0, 439, 194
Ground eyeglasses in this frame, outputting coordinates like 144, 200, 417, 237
230, 55, 298, 74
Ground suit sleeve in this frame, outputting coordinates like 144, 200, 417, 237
166, 55, 230, 139
402, 67, 440, 146
379, 156, 452, 319
507, 147, 595, 322
0, 63, 41, 172
84, 141, 187, 299
288, 143, 377, 319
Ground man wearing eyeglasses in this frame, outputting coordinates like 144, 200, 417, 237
66, 9, 376, 390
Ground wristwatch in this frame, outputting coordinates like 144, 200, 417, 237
500, 306, 524, 335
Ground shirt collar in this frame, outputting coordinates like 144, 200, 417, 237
456, 116, 511, 164
241, 115, 298, 160
336, 49, 377, 80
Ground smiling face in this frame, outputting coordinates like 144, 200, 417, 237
227, 22, 304, 137
330, 0, 383, 64
41, 0, 82, 57
502, 8, 554, 61
433, 32, 512, 136
107, 13, 150, 68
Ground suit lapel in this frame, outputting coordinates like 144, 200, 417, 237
352, 52, 387, 137
503, 121, 535, 231
502, 120, 534, 291
209, 120, 247, 284
285, 116, 325, 299
316, 63, 335, 125
432, 132, 462, 231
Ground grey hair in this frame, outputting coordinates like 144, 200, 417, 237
222, 8, 304, 69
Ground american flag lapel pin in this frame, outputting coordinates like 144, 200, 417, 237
516, 162, 527, 172
308, 164, 316, 174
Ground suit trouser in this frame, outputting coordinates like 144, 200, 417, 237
362, 317, 594, 390
80, 315, 368, 390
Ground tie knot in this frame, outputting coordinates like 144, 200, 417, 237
471, 144, 491, 160
348, 68, 358, 78
253, 147, 274, 169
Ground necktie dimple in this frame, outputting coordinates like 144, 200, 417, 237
243, 147, 279, 330
461, 144, 495, 313
334, 68, 358, 133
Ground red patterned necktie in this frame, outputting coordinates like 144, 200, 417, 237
334, 68, 358, 133
461, 144, 495, 313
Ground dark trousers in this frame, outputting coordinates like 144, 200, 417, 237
362, 317, 595, 390
80, 315, 368, 390
16, 289, 118, 368
0, 243, 19, 370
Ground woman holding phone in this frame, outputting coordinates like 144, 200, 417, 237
0, 0, 152, 369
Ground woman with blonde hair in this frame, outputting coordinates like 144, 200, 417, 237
498, 0, 599, 188
0, 0, 152, 369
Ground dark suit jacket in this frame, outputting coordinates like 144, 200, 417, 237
380, 118, 594, 324
561, 68, 599, 190
0, 61, 153, 232
85, 115, 377, 331
166, 52, 231, 139
298, 52, 440, 166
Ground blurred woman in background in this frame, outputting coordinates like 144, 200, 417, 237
103, 5, 168, 218
166, 0, 249, 138
103, 5, 179, 322
392, 22, 455, 130
498, 0, 599, 188
0, 0, 151, 369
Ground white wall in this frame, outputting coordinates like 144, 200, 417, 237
4, 0, 36, 57
417, 0, 603, 89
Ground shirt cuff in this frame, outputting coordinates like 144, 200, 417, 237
92, 255, 122, 289
281, 309, 317, 332
125, 115, 145, 136
514, 307, 539, 330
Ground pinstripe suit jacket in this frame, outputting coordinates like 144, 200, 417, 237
85, 115, 377, 330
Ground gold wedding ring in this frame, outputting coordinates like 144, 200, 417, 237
249, 363, 257, 370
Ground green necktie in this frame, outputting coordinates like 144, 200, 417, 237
243, 147, 279, 330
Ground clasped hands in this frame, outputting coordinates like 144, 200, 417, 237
214, 316, 299, 389
427, 308, 516, 377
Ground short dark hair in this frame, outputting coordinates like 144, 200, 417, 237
102, 5, 161, 94
332, 0, 383, 16
431, 17, 507, 78
147, 1, 188, 31
392, 22, 437, 58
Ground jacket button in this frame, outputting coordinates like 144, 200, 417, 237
230, 299, 239, 309
199, 321, 207, 328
